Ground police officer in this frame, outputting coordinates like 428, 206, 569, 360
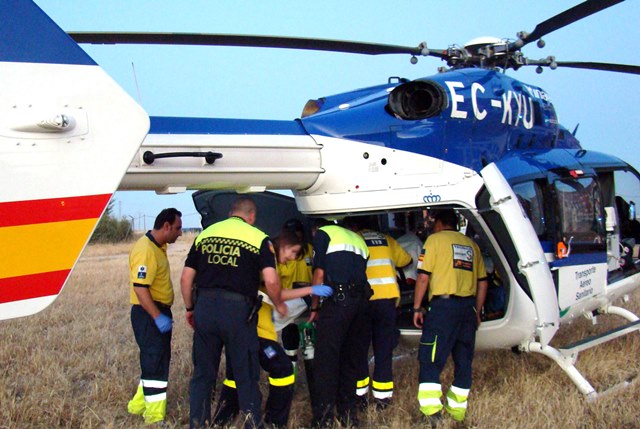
346, 216, 412, 408
127, 208, 182, 425
213, 230, 332, 428
309, 220, 370, 427
413, 209, 488, 425
180, 197, 287, 429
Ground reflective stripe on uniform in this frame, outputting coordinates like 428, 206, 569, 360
445, 385, 470, 422
356, 376, 370, 396
141, 379, 168, 389
269, 373, 295, 387
144, 392, 167, 403
418, 382, 443, 416
372, 379, 393, 399
326, 243, 368, 258
367, 258, 393, 267
372, 390, 393, 399
223, 378, 237, 389
368, 276, 398, 286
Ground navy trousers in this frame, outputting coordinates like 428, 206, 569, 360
189, 292, 262, 429
418, 296, 477, 389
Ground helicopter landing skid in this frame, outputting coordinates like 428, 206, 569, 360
522, 305, 640, 400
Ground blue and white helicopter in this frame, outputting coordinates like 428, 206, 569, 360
1, 0, 639, 398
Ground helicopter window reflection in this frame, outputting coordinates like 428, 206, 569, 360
513, 182, 545, 235
555, 177, 605, 247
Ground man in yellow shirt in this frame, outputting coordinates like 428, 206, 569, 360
127, 208, 182, 425
346, 216, 411, 408
413, 209, 487, 426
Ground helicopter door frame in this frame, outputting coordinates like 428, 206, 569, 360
480, 163, 559, 345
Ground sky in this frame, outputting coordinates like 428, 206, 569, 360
34, 0, 640, 229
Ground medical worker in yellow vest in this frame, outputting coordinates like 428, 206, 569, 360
214, 229, 332, 428
346, 216, 412, 408
278, 218, 314, 370
127, 208, 182, 424
413, 209, 488, 426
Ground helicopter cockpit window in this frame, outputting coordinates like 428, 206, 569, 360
555, 177, 605, 248
513, 182, 545, 236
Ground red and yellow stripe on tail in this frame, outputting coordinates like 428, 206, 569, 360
0, 194, 111, 306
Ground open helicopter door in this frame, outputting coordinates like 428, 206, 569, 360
480, 164, 559, 346
0, 1, 149, 320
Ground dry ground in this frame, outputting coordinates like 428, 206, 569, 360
1, 236, 640, 428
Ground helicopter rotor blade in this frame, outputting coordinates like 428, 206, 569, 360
554, 61, 640, 75
512, 0, 624, 49
69, 32, 448, 59
525, 58, 640, 75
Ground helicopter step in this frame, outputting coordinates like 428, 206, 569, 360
524, 305, 640, 399
558, 319, 640, 359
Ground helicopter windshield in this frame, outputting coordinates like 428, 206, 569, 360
555, 177, 605, 248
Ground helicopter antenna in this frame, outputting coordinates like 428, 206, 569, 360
131, 62, 143, 104
572, 123, 580, 137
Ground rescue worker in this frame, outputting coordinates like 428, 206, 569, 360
278, 218, 313, 371
308, 220, 371, 427
180, 197, 287, 429
412, 209, 488, 426
127, 208, 183, 425
214, 230, 332, 428
346, 216, 412, 409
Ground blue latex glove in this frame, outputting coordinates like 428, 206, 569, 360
154, 313, 173, 333
311, 285, 334, 297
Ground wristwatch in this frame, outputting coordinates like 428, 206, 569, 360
412, 307, 423, 313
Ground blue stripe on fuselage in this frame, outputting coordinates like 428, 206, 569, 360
2, 1, 95, 66
549, 252, 607, 268
149, 116, 309, 135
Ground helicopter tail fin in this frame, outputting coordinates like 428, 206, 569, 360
0, 1, 149, 320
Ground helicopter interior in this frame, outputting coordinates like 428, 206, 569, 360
191, 190, 511, 332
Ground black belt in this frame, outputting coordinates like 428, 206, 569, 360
431, 294, 474, 301
154, 301, 172, 310
132, 301, 171, 310
198, 287, 255, 303
327, 282, 370, 301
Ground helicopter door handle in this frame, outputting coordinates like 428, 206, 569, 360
518, 260, 540, 270
142, 150, 223, 165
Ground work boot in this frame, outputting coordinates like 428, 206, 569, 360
423, 411, 443, 429
374, 397, 391, 410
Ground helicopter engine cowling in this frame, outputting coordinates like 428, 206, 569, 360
387, 79, 448, 120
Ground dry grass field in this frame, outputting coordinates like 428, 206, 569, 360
2, 236, 640, 428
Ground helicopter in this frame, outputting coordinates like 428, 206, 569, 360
2, 0, 640, 399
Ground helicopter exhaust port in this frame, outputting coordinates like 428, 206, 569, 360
387, 80, 448, 120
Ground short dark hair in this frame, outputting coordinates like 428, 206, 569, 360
273, 229, 302, 255
154, 208, 182, 230
282, 218, 304, 234
431, 208, 458, 229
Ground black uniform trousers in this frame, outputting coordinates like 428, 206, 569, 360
131, 304, 172, 398
214, 337, 294, 428
189, 289, 262, 429
357, 298, 397, 402
311, 292, 371, 427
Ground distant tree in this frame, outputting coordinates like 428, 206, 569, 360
90, 200, 133, 243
